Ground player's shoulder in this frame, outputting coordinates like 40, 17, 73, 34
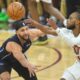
6, 41, 22, 51
56, 28, 72, 36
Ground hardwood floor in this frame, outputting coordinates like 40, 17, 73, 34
0, 32, 75, 80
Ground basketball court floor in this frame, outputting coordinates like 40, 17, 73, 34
0, 31, 75, 80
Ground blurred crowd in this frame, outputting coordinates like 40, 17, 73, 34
0, 0, 80, 42
0, 0, 80, 29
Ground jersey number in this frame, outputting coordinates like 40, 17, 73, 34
73, 45, 80, 55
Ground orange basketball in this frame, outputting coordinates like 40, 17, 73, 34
7, 2, 25, 20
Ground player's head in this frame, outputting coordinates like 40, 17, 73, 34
67, 11, 80, 30
12, 20, 29, 41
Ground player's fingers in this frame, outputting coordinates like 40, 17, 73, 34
35, 65, 41, 67
47, 18, 55, 25
47, 18, 57, 29
35, 65, 42, 70
29, 70, 35, 77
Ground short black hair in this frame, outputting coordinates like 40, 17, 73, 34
12, 20, 28, 31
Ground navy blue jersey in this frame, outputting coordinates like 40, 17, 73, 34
0, 34, 32, 61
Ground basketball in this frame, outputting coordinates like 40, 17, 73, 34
7, 2, 25, 20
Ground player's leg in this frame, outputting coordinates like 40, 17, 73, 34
60, 61, 80, 80
0, 72, 11, 80
60, 70, 75, 80
42, 0, 65, 22
27, 0, 39, 22
12, 61, 37, 80
0, 62, 11, 80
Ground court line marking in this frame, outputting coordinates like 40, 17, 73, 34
11, 47, 62, 79
36, 47, 62, 72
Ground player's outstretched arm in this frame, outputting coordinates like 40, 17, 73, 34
25, 19, 58, 36
6, 42, 37, 77
28, 29, 45, 41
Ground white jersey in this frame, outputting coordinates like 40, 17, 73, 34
57, 28, 80, 80
36, 0, 52, 3
57, 28, 80, 56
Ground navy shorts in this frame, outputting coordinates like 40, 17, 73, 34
0, 60, 37, 80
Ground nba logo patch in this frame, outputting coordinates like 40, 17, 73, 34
22, 23, 26, 26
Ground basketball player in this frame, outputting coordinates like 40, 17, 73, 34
0, 20, 44, 80
26, 11, 80, 80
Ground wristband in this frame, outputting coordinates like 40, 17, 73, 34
63, 19, 67, 27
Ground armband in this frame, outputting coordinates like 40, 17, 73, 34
63, 19, 67, 27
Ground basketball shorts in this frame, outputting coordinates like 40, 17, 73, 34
41, 0, 52, 4
0, 60, 37, 80
61, 61, 80, 80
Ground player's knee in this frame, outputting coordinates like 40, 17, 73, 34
60, 78, 66, 80
0, 76, 10, 80
0, 73, 10, 80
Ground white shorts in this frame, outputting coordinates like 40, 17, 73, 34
61, 61, 80, 80
41, 0, 52, 4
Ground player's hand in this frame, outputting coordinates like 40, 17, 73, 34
47, 18, 58, 30
26, 63, 38, 77
24, 18, 38, 27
